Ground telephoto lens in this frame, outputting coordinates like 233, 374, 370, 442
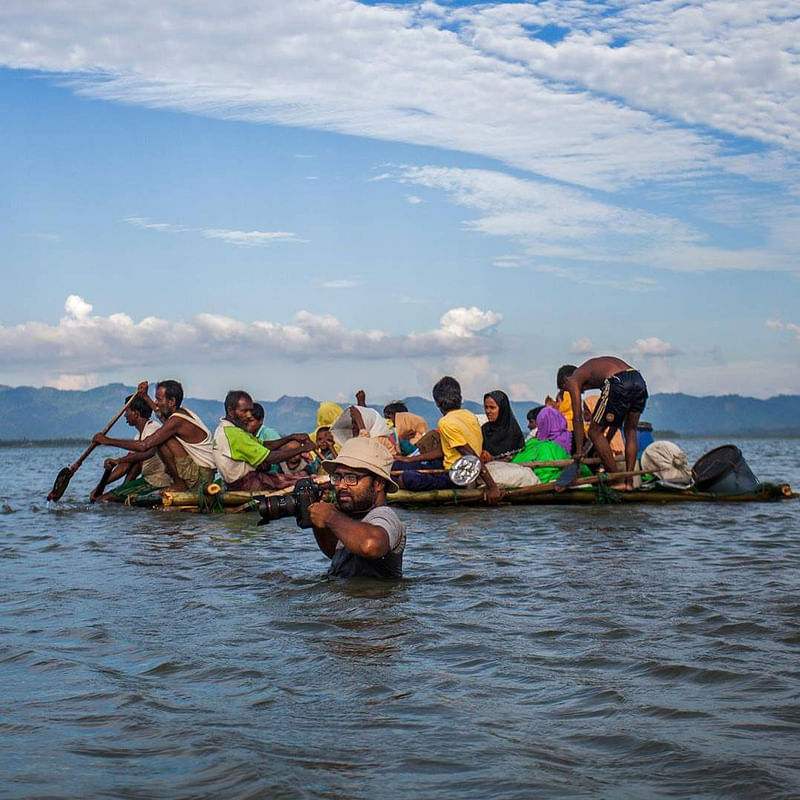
257, 478, 321, 528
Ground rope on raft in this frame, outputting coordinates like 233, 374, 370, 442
595, 472, 621, 504
197, 479, 224, 513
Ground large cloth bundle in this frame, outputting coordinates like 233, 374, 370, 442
641, 441, 694, 488
331, 406, 392, 446
484, 461, 541, 488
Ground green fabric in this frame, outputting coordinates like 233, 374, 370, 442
224, 424, 270, 468
110, 476, 158, 498
511, 438, 592, 483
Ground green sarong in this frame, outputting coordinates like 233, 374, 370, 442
511, 439, 592, 483
110, 476, 160, 499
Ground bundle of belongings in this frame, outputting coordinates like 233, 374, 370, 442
640, 441, 694, 489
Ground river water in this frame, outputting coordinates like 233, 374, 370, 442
1, 440, 799, 798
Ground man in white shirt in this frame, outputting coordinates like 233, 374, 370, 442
91, 394, 171, 502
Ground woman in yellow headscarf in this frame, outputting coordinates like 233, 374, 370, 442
311, 402, 343, 450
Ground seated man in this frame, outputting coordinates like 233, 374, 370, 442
309, 437, 406, 579
91, 393, 171, 502
561, 356, 649, 489
394, 376, 501, 503
213, 390, 318, 491
93, 380, 216, 491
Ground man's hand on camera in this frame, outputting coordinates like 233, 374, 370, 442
309, 501, 338, 529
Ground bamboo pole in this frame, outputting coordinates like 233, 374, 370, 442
131, 480, 795, 511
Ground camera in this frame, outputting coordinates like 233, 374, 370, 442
257, 478, 322, 529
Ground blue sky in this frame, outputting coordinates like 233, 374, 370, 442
1, 0, 798, 402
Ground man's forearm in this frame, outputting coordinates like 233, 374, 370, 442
319, 509, 389, 558
399, 448, 443, 464
119, 448, 156, 465
264, 443, 314, 466
101, 436, 147, 452
312, 524, 338, 558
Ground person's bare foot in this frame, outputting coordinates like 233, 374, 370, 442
609, 481, 634, 491
165, 480, 189, 491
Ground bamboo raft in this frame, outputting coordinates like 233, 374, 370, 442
128, 476, 797, 513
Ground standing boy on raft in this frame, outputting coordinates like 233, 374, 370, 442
560, 356, 648, 490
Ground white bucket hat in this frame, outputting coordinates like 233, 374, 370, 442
322, 437, 399, 493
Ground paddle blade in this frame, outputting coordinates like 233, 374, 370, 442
555, 460, 580, 490
47, 467, 73, 501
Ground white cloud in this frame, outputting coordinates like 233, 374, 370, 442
508, 382, 535, 401
49, 373, 100, 391
630, 337, 681, 357
64, 294, 93, 319
0, 296, 504, 376
766, 318, 800, 340
570, 338, 594, 355
393, 164, 800, 276
320, 278, 361, 289
124, 217, 302, 246
416, 355, 500, 402
533, 264, 661, 292
202, 229, 300, 246
436, 307, 502, 338
25, 232, 61, 242
492, 255, 522, 269
405, 194, 423, 204
2, 0, 786, 193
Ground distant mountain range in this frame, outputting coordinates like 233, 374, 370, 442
0, 383, 798, 440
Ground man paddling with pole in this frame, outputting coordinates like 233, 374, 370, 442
92, 380, 216, 491
559, 356, 648, 491
90, 393, 172, 502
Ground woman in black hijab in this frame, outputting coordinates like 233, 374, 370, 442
482, 390, 525, 459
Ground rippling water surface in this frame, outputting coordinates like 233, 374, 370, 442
1, 440, 799, 798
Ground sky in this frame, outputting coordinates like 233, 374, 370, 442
1, 0, 799, 403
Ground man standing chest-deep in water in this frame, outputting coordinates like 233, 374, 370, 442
309, 437, 406, 579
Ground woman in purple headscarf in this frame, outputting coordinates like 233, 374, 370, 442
530, 405, 572, 453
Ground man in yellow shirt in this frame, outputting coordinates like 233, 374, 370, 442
394, 376, 500, 503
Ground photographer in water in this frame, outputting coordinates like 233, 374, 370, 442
309, 437, 406, 579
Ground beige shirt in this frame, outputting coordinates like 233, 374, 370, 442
171, 409, 216, 468
139, 419, 171, 488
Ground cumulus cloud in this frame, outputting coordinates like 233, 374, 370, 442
0, 296, 503, 376
570, 338, 594, 355
124, 217, 302, 246
629, 337, 681, 357
416, 355, 500, 402
436, 307, 502, 338
49, 373, 100, 391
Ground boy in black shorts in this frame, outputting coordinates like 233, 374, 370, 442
560, 356, 648, 490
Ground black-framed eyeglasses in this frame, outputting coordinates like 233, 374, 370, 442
330, 472, 370, 486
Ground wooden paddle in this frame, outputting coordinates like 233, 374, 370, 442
555, 458, 582, 489
47, 392, 140, 501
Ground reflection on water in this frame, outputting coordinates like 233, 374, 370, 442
1, 440, 799, 798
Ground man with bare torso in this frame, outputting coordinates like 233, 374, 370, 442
92, 380, 216, 491
561, 356, 648, 490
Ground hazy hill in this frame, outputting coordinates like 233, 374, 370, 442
0, 384, 798, 440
